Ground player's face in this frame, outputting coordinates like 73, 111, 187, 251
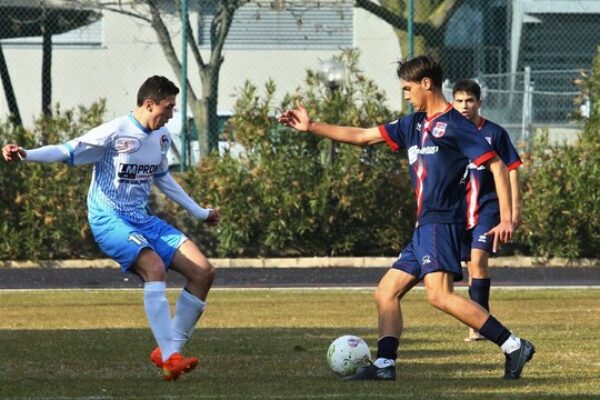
147, 95, 176, 130
401, 79, 428, 111
452, 91, 481, 122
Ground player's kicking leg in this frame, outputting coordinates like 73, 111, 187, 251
424, 271, 535, 379
343, 268, 418, 381
149, 240, 215, 372
132, 248, 199, 381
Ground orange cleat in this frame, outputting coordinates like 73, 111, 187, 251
150, 347, 163, 368
162, 352, 199, 381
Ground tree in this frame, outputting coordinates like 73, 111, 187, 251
0, 2, 98, 128
355, 0, 462, 55
68, 0, 249, 159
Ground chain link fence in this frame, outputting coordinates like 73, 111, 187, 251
0, 0, 598, 162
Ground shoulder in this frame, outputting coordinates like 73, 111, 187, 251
480, 118, 508, 136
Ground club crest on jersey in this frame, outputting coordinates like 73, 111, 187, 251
431, 122, 447, 138
160, 135, 170, 152
111, 137, 141, 153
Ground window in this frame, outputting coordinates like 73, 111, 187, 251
198, 1, 353, 50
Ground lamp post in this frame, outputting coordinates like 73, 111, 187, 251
318, 59, 345, 165
318, 59, 346, 93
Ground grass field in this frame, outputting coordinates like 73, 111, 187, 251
1, 288, 599, 399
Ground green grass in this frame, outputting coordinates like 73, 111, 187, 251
1, 288, 599, 399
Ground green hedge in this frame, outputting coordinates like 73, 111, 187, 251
1, 49, 599, 260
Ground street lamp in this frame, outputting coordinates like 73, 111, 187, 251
317, 59, 346, 166
318, 59, 346, 93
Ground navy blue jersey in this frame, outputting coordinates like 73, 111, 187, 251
379, 105, 496, 227
465, 118, 522, 229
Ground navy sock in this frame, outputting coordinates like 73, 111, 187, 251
376, 336, 399, 360
479, 315, 511, 347
469, 278, 491, 311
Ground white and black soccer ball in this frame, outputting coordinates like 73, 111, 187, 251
326, 335, 372, 376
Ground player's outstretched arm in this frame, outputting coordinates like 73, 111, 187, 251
154, 172, 220, 226
2, 143, 70, 164
2, 144, 27, 162
484, 156, 514, 252
278, 100, 383, 147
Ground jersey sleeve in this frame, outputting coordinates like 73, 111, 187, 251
378, 115, 412, 151
438, 112, 496, 167
492, 128, 522, 171
63, 122, 117, 166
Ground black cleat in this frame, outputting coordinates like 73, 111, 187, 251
503, 339, 535, 379
342, 362, 396, 381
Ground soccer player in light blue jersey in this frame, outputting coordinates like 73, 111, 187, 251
2, 76, 219, 381
279, 56, 535, 380
452, 79, 523, 341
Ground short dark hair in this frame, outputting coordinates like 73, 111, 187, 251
396, 55, 443, 88
452, 79, 481, 101
137, 75, 180, 106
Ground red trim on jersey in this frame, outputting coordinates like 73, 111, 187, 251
414, 159, 427, 220
425, 103, 453, 123
378, 125, 399, 151
476, 117, 486, 130
472, 151, 496, 167
507, 159, 523, 171
465, 175, 480, 230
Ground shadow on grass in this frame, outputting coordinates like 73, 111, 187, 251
0, 327, 592, 400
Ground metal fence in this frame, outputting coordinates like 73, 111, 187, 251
0, 0, 599, 163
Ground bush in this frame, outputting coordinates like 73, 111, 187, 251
0, 102, 106, 260
518, 48, 600, 259
163, 50, 415, 257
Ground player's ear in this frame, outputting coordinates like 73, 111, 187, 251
142, 98, 154, 112
421, 77, 432, 90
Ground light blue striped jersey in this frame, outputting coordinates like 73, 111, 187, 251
63, 113, 171, 223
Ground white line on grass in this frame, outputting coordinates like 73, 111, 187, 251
1, 285, 600, 293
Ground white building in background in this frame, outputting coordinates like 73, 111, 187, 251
0, 1, 403, 129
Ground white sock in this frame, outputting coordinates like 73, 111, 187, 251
373, 358, 396, 368
144, 281, 176, 362
172, 289, 206, 353
500, 335, 521, 354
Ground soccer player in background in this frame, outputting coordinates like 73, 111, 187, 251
279, 56, 535, 380
452, 79, 523, 341
2, 76, 219, 381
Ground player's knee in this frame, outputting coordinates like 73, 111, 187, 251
189, 260, 216, 284
426, 290, 448, 311
374, 285, 395, 306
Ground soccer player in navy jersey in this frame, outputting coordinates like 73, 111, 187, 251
279, 56, 534, 380
453, 79, 523, 342
2, 76, 219, 381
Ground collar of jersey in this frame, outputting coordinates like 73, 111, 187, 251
424, 103, 453, 123
128, 112, 153, 134
476, 117, 486, 130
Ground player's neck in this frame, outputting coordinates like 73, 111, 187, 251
132, 108, 150, 130
425, 93, 450, 119
472, 115, 483, 127
424, 93, 451, 119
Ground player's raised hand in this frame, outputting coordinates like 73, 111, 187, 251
278, 100, 311, 132
204, 209, 221, 227
2, 144, 26, 162
485, 221, 514, 253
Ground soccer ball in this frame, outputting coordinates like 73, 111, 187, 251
327, 335, 372, 377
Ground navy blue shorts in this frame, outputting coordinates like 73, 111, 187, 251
89, 212, 187, 272
393, 223, 465, 282
461, 213, 498, 261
